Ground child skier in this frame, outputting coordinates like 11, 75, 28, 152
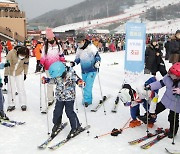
118, 77, 158, 128
41, 61, 85, 139
144, 62, 180, 138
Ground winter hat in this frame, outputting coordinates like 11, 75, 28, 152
49, 61, 66, 78
168, 62, 180, 78
76, 33, 86, 42
118, 88, 132, 104
46, 28, 55, 39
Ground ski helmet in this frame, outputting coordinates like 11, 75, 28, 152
49, 61, 66, 78
168, 62, 180, 79
118, 88, 132, 104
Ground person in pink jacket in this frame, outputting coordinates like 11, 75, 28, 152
40, 28, 65, 106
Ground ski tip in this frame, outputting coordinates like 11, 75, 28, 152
37, 146, 45, 150
90, 110, 96, 112
41, 111, 47, 114
48, 147, 56, 150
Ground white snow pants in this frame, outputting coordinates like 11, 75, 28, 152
45, 70, 54, 102
7, 74, 26, 106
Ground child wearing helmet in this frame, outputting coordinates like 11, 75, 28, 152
145, 62, 180, 138
118, 77, 158, 128
41, 61, 85, 139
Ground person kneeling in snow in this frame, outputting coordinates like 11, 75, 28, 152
41, 61, 85, 139
118, 77, 158, 128
144, 62, 180, 138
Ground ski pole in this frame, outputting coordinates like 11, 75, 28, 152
94, 117, 131, 138
97, 69, 106, 115
7, 65, 15, 107
81, 87, 90, 135
172, 95, 179, 145
145, 90, 150, 135
40, 73, 42, 112
75, 96, 78, 113
44, 83, 50, 135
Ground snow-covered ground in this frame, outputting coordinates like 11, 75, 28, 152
0, 51, 180, 154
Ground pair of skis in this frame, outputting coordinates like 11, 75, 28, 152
0, 119, 25, 127
91, 95, 109, 112
38, 122, 68, 149
48, 125, 90, 150
111, 97, 119, 113
38, 123, 90, 150
90, 95, 119, 113
129, 128, 169, 149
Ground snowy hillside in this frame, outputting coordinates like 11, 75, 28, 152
51, 0, 180, 34
115, 18, 180, 34
0, 51, 180, 154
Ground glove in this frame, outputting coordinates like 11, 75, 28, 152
144, 85, 151, 91
111, 128, 122, 136
4, 76, 8, 85
41, 76, 50, 84
172, 88, 180, 95
124, 102, 131, 107
94, 61, 100, 68
77, 79, 85, 88
24, 74, 27, 80
0, 83, 3, 88
70, 61, 75, 67
4, 62, 10, 67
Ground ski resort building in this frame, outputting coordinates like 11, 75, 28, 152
0, 0, 26, 42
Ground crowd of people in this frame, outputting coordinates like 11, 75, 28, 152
0, 28, 179, 141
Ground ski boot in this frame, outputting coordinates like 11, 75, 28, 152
138, 113, 156, 124
129, 119, 141, 128
84, 102, 89, 108
0, 111, 9, 120
2, 89, 7, 94
21, 105, 27, 111
48, 100, 54, 107
168, 131, 177, 139
7, 106, 15, 112
51, 123, 62, 137
168, 126, 178, 139
67, 126, 84, 139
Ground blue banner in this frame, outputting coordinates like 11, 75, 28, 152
124, 22, 146, 73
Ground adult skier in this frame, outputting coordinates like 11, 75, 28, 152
4, 46, 29, 111
40, 28, 66, 106
70, 33, 101, 107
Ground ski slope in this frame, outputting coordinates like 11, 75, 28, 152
0, 51, 180, 154
51, 0, 180, 33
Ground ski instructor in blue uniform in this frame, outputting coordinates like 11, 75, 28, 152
70, 33, 101, 107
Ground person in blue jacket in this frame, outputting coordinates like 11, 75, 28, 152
70, 33, 101, 107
